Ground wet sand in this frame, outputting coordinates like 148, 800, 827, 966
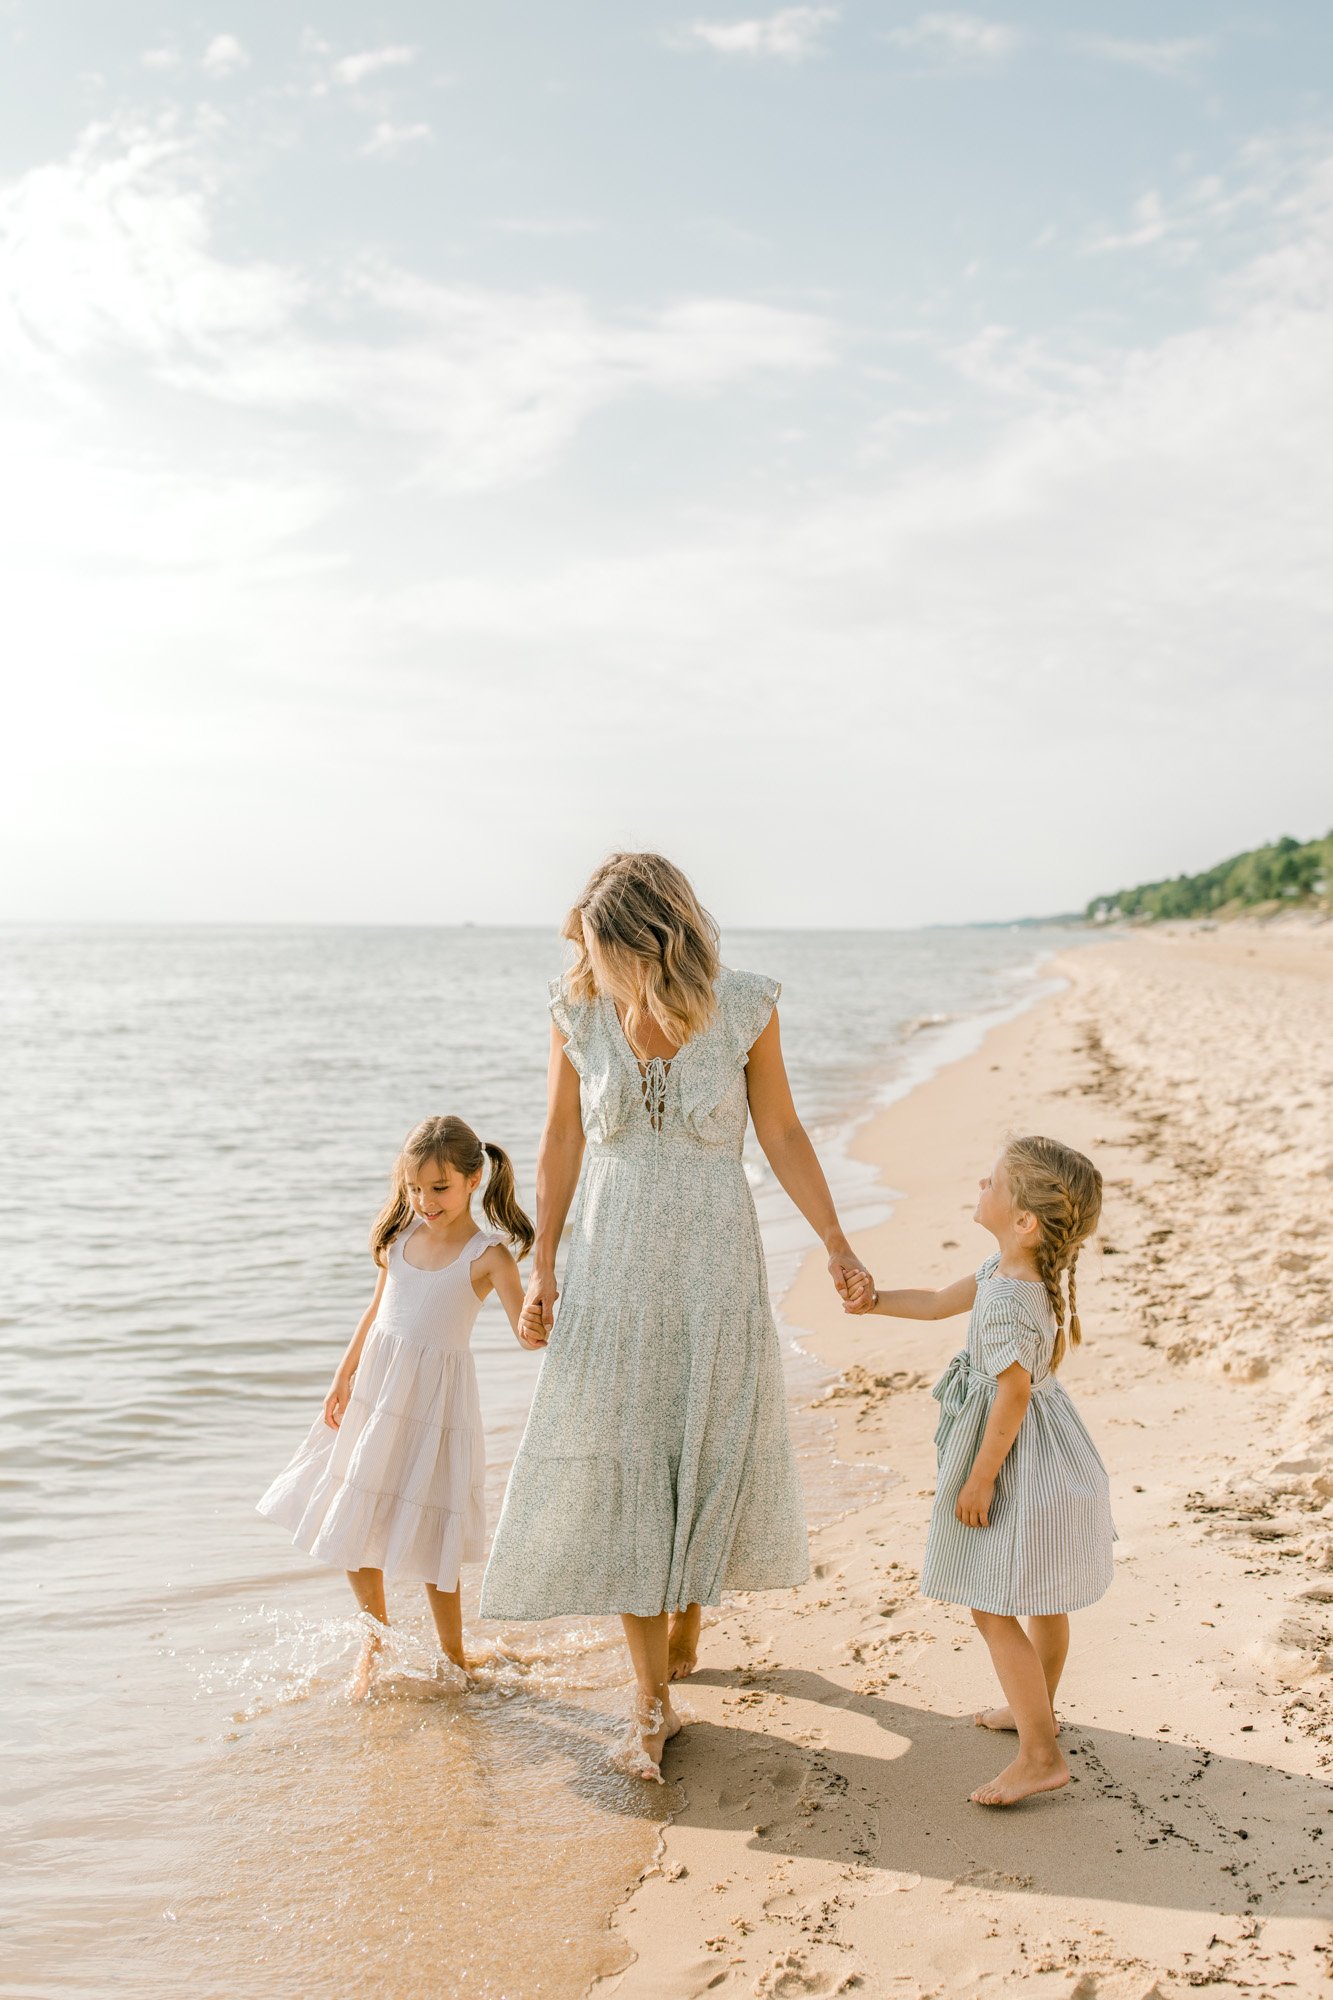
602, 922, 1333, 1998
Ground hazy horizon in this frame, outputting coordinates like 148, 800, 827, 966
3, 2, 1330, 928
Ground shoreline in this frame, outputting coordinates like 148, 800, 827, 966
600, 922, 1333, 1999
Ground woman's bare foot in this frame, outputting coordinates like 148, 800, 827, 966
616, 1696, 684, 1782
974, 1705, 1061, 1735
667, 1607, 701, 1681
970, 1748, 1069, 1806
640, 1696, 684, 1778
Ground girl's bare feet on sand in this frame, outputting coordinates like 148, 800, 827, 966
666, 1606, 701, 1681
974, 1704, 1061, 1735
970, 1748, 1070, 1806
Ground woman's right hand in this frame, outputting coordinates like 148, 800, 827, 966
519, 1267, 558, 1349
323, 1372, 353, 1430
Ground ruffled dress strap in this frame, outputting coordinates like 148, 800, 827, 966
677, 967, 779, 1140
549, 974, 589, 1080
723, 967, 781, 1062
549, 974, 636, 1143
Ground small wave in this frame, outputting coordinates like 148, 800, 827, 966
899, 1009, 958, 1039
194, 1604, 636, 1725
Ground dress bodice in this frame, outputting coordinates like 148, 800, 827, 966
372, 1225, 501, 1353
550, 966, 780, 1160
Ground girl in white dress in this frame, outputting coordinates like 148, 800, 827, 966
258, 1116, 539, 1691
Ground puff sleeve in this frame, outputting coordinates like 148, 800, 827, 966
977, 1291, 1043, 1380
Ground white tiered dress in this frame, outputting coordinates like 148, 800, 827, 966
258, 1223, 499, 1591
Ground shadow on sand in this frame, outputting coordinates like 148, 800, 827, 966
583, 1665, 1333, 1919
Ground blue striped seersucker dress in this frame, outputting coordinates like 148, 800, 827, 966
919, 1253, 1116, 1617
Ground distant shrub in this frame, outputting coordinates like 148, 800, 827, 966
1086, 830, 1333, 923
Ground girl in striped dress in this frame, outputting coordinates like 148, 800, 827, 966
852, 1135, 1113, 1806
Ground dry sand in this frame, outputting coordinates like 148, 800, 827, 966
594, 922, 1333, 2000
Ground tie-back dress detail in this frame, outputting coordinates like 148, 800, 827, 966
257, 1223, 500, 1592
479, 966, 809, 1621
920, 1252, 1116, 1617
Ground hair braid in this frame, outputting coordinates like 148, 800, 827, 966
1002, 1135, 1103, 1372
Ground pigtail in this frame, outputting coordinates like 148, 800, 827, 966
370, 1154, 415, 1267
482, 1142, 535, 1258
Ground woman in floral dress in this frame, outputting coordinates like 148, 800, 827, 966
480, 852, 871, 1777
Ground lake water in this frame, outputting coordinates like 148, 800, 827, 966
0, 922, 1085, 1997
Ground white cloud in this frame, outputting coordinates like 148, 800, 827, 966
674, 7, 839, 61
377, 136, 1333, 908
883, 12, 1020, 64
0, 115, 837, 493
358, 120, 433, 158
5, 109, 1329, 926
200, 34, 250, 78
1081, 138, 1316, 258
332, 45, 418, 86
1077, 35, 1213, 78
140, 48, 181, 72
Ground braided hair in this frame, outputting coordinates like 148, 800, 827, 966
1002, 1135, 1102, 1370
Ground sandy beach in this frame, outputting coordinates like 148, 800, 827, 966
599, 922, 1333, 1999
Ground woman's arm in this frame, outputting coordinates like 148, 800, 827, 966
518, 1025, 586, 1346
323, 1264, 389, 1429
744, 1008, 871, 1303
955, 1363, 1031, 1527
857, 1274, 978, 1320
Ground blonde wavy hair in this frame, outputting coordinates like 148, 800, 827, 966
562, 852, 721, 1053
1003, 1135, 1103, 1371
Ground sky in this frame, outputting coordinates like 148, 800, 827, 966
1, 1, 1330, 928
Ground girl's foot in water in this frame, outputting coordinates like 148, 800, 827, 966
974, 1704, 1061, 1735
348, 1631, 384, 1701
433, 1650, 471, 1686
970, 1747, 1069, 1806
667, 1605, 701, 1681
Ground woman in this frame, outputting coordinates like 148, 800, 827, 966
479, 853, 871, 1777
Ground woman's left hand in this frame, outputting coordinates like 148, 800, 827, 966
828, 1248, 873, 1307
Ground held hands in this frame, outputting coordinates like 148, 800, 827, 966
323, 1372, 353, 1430
955, 1471, 995, 1529
841, 1267, 879, 1314
829, 1248, 875, 1313
517, 1269, 558, 1349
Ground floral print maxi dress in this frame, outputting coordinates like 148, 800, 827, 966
480, 967, 810, 1620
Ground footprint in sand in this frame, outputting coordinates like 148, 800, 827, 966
752, 1948, 862, 1997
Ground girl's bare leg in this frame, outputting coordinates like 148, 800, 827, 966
667, 1603, 702, 1680
347, 1567, 388, 1699
975, 1612, 1069, 1732
968, 1609, 1069, 1806
424, 1583, 468, 1671
620, 1612, 684, 1778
